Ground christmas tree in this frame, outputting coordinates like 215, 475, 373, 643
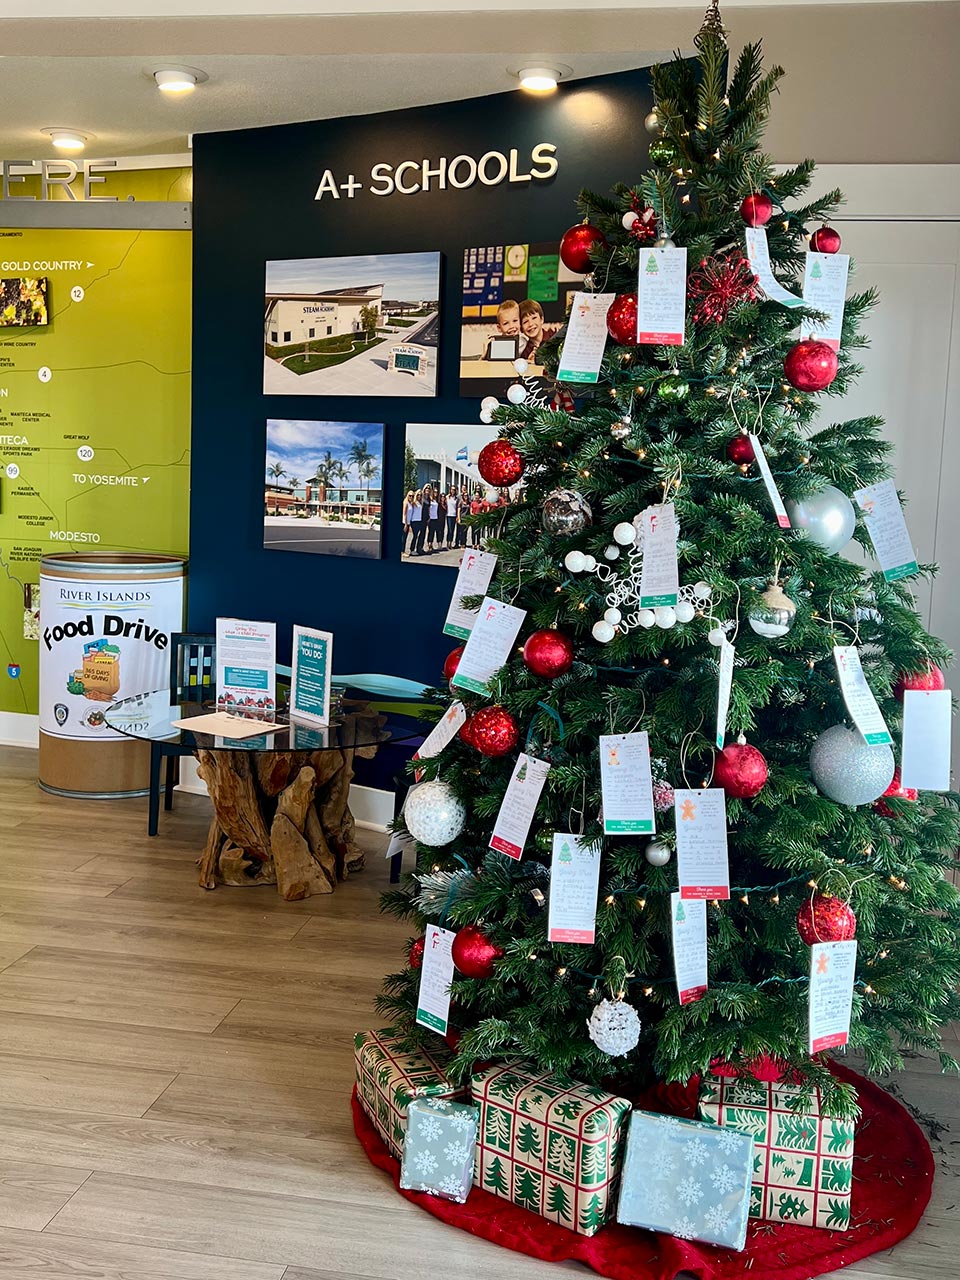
378, 7, 960, 1117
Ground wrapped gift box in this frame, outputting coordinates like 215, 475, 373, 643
400, 1096, 479, 1203
698, 1074, 855, 1230
354, 1028, 469, 1160
472, 1062, 631, 1236
617, 1109, 754, 1250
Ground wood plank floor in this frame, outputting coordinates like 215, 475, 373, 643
0, 744, 957, 1279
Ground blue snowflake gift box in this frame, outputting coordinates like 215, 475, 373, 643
616, 1109, 755, 1250
399, 1097, 480, 1203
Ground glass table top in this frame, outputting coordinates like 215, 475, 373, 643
103, 689, 427, 753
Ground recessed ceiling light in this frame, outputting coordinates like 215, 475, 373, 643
516, 65, 568, 93
40, 128, 90, 152
148, 66, 209, 95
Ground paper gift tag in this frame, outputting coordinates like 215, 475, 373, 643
637, 503, 679, 607
716, 639, 735, 750
384, 829, 415, 861
415, 702, 467, 764
675, 788, 730, 901
548, 833, 601, 944
671, 891, 708, 1004
637, 247, 687, 345
744, 227, 804, 308
600, 731, 656, 834
443, 550, 498, 640
808, 939, 857, 1054
416, 924, 456, 1034
748, 435, 791, 529
832, 647, 892, 746
557, 292, 615, 383
853, 479, 919, 582
800, 251, 849, 352
489, 753, 551, 859
901, 688, 952, 790
450, 596, 526, 695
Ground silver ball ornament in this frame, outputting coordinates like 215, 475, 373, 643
748, 582, 798, 638
809, 724, 895, 807
785, 485, 856, 554
541, 488, 593, 536
644, 109, 662, 136
610, 419, 632, 441
654, 237, 675, 249
586, 999, 641, 1057
404, 780, 467, 846
645, 840, 672, 867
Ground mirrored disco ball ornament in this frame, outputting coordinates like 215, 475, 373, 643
748, 582, 798, 638
541, 488, 593, 536
809, 724, 895, 807
404, 780, 467, 846
586, 999, 641, 1057
785, 485, 855, 554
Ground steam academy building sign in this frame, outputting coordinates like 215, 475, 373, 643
313, 142, 559, 200
265, 282, 382, 346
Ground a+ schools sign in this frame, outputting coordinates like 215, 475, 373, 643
314, 142, 558, 200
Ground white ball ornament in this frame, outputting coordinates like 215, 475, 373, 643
622, 210, 640, 230
582, 554, 597, 571
638, 609, 656, 629
644, 840, 672, 867
809, 724, 895, 807
404, 781, 467, 847
506, 382, 528, 406
479, 410, 494, 424
675, 601, 696, 624
654, 606, 677, 629
480, 396, 500, 415
513, 358, 529, 375
603, 607, 622, 625
707, 626, 726, 646
613, 521, 637, 546
592, 619, 616, 644
586, 999, 641, 1057
694, 581, 712, 599
604, 545, 620, 561
564, 550, 586, 573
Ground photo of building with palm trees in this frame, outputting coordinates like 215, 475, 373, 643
264, 419, 384, 558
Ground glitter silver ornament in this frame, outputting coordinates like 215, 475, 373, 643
748, 582, 798, 638
586, 998, 642, 1056
785, 485, 856, 554
809, 724, 895, 807
610, 419, 632, 441
404, 780, 467, 846
541, 488, 593, 536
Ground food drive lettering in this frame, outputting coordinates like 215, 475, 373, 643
314, 143, 558, 200
43, 614, 168, 651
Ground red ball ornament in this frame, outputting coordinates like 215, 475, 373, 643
784, 339, 839, 392
443, 1026, 462, 1052
469, 705, 519, 757
606, 292, 639, 346
452, 924, 503, 978
726, 433, 755, 465
796, 894, 857, 945
522, 629, 575, 679
740, 192, 774, 227
443, 646, 464, 683
874, 768, 919, 818
714, 739, 768, 799
559, 222, 608, 274
408, 936, 425, 969
810, 225, 842, 254
477, 439, 524, 487
894, 662, 945, 701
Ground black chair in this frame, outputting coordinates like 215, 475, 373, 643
147, 631, 215, 836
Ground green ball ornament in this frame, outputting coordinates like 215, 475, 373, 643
648, 138, 674, 165
657, 376, 689, 401
534, 829, 553, 854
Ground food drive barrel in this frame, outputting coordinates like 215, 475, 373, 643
38, 553, 185, 797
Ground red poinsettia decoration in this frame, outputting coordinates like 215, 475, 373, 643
688, 253, 759, 325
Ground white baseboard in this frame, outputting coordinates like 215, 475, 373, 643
0, 711, 39, 749
175, 757, 393, 832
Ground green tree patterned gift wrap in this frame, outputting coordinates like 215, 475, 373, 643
399, 1097, 480, 1203
698, 1074, 855, 1229
354, 1028, 469, 1160
471, 1062, 631, 1236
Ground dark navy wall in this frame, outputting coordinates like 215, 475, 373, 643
189, 67, 653, 683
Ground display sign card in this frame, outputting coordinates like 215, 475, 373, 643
748, 435, 791, 529
414, 702, 467, 766
833, 646, 893, 746
901, 689, 952, 791
450, 597, 526, 695
744, 227, 804, 308
443, 549, 498, 640
716, 639, 735, 750
290, 624, 333, 726
675, 788, 730, 901
489, 753, 551, 859
637, 247, 687, 345
599, 731, 655, 834
808, 939, 857, 1054
637, 503, 679, 607
215, 618, 277, 714
557, 292, 615, 383
853, 480, 919, 582
800, 252, 850, 352
671, 891, 708, 1005
547, 834, 601, 944
416, 924, 456, 1034
384, 828, 415, 862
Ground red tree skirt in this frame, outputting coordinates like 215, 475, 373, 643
352, 1063, 934, 1280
